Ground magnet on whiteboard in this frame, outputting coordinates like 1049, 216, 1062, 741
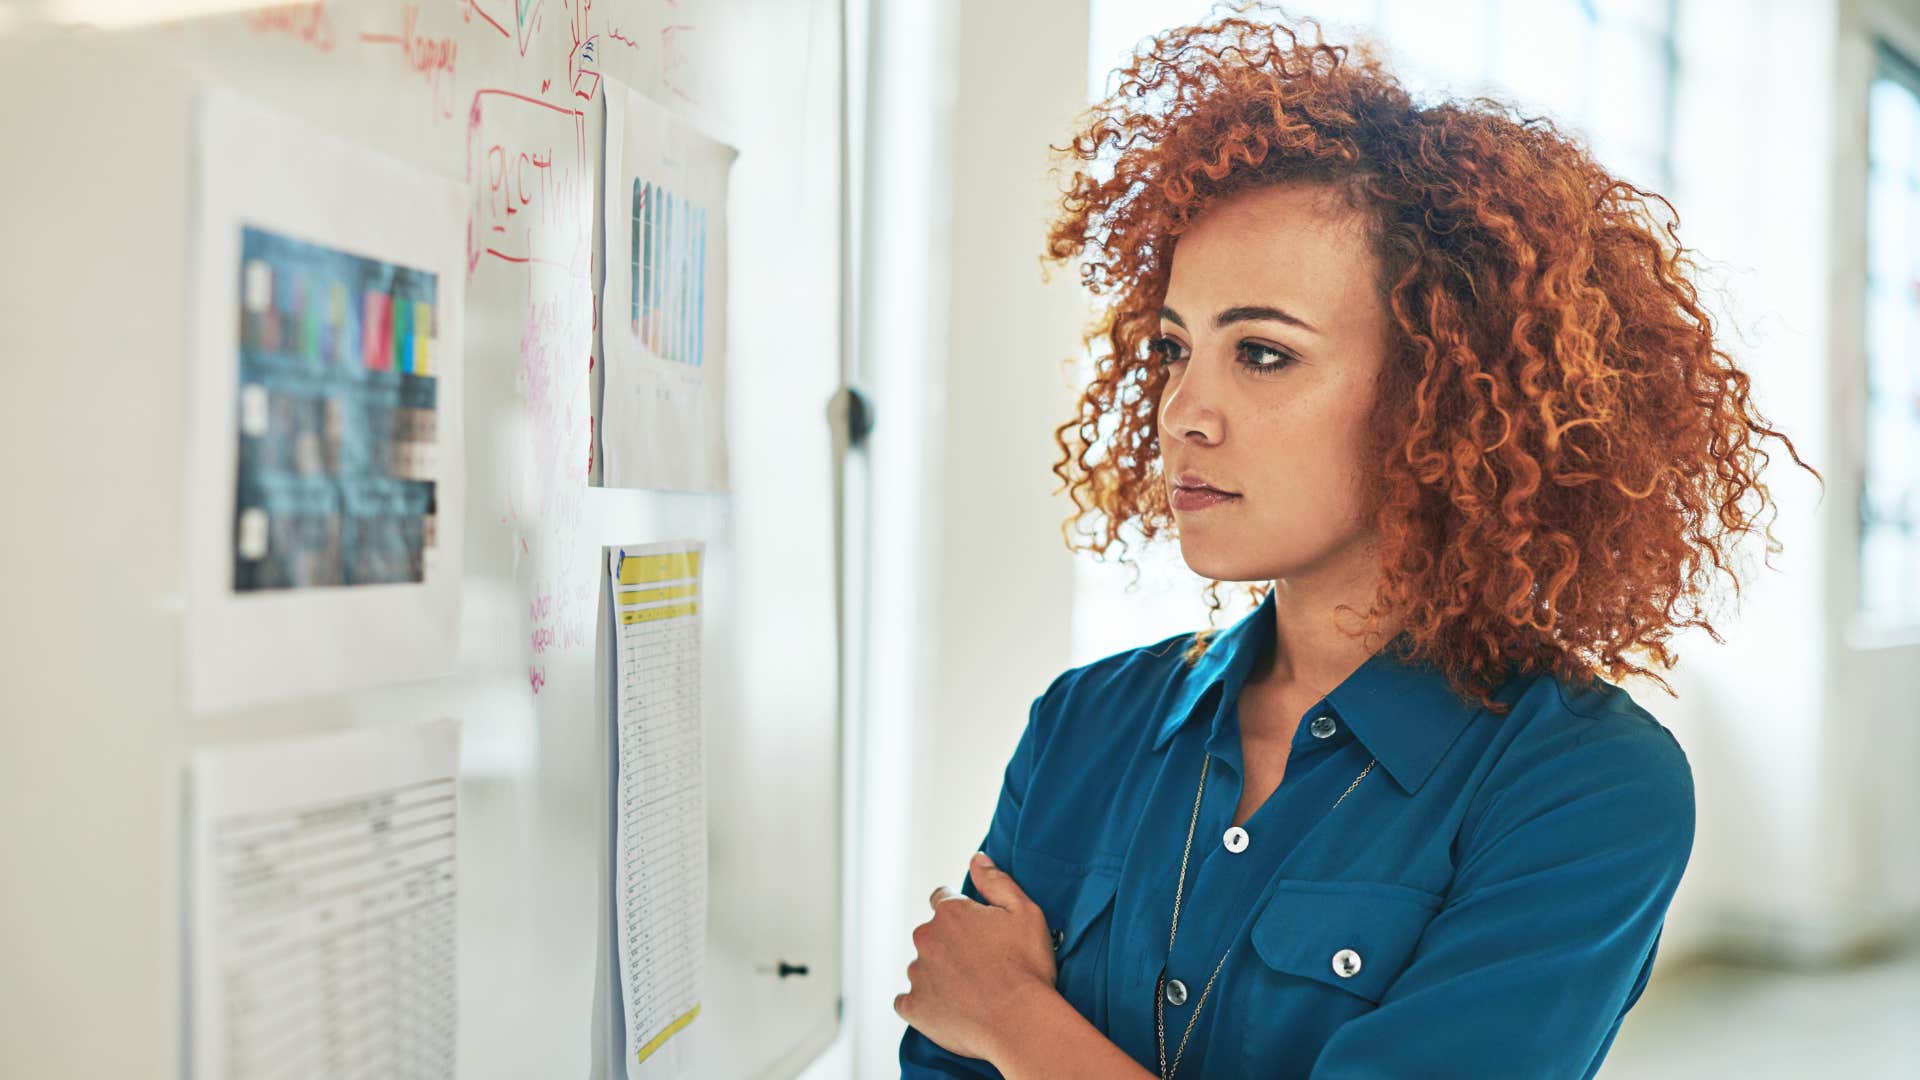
238, 508, 269, 560
244, 259, 273, 311
240, 383, 269, 436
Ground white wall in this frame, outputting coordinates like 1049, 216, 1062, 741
838, 1, 1092, 1075
920, 0, 1090, 910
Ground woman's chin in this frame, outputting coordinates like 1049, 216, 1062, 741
1174, 544, 1268, 585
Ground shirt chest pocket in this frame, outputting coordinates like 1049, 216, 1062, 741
1229, 880, 1441, 1064
1013, 849, 1120, 1011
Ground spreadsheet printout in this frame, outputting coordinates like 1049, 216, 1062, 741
185, 719, 460, 1079
606, 542, 708, 1067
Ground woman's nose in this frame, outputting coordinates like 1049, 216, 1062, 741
1160, 363, 1223, 445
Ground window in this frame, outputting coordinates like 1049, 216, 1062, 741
1860, 45, 1920, 629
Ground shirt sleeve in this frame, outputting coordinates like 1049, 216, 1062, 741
898, 672, 1067, 1078
1306, 719, 1697, 1080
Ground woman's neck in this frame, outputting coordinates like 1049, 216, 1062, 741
1244, 554, 1400, 729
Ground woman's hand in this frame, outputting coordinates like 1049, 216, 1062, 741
894, 851, 1059, 1062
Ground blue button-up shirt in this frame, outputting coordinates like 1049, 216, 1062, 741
900, 588, 1695, 1078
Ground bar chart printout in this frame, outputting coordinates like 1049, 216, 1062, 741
598, 79, 737, 492
606, 541, 708, 1067
184, 719, 460, 1079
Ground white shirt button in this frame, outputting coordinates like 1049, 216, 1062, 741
1309, 714, 1338, 739
1222, 825, 1249, 853
1331, 948, 1363, 978
1164, 977, 1188, 1005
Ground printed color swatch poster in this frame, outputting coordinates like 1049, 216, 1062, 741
185, 89, 466, 712
599, 80, 737, 492
232, 226, 442, 592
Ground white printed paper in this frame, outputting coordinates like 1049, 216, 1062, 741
599, 79, 736, 492
184, 88, 466, 712
184, 719, 460, 1079
605, 541, 708, 1066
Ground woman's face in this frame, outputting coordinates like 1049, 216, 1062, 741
1154, 182, 1393, 586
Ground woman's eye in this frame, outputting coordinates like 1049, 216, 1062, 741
1239, 341, 1296, 372
1149, 335, 1188, 367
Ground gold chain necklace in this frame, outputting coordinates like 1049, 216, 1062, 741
1154, 751, 1377, 1080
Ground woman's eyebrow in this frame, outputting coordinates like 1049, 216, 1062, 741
1159, 303, 1321, 335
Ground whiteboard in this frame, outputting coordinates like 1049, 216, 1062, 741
0, 1, 846, 1077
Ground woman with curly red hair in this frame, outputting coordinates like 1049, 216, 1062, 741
895, 5, 1816, 1078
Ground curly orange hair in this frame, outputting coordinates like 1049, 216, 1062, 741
1045, 3, 1819, 711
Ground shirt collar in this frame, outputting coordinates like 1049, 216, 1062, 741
1151, 589, 1487, 795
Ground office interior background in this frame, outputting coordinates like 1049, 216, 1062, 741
827, 0, 1918, 1076
2, 0, 1914, 1075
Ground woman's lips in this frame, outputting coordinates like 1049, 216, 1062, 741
1171, 485, 1240, 511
